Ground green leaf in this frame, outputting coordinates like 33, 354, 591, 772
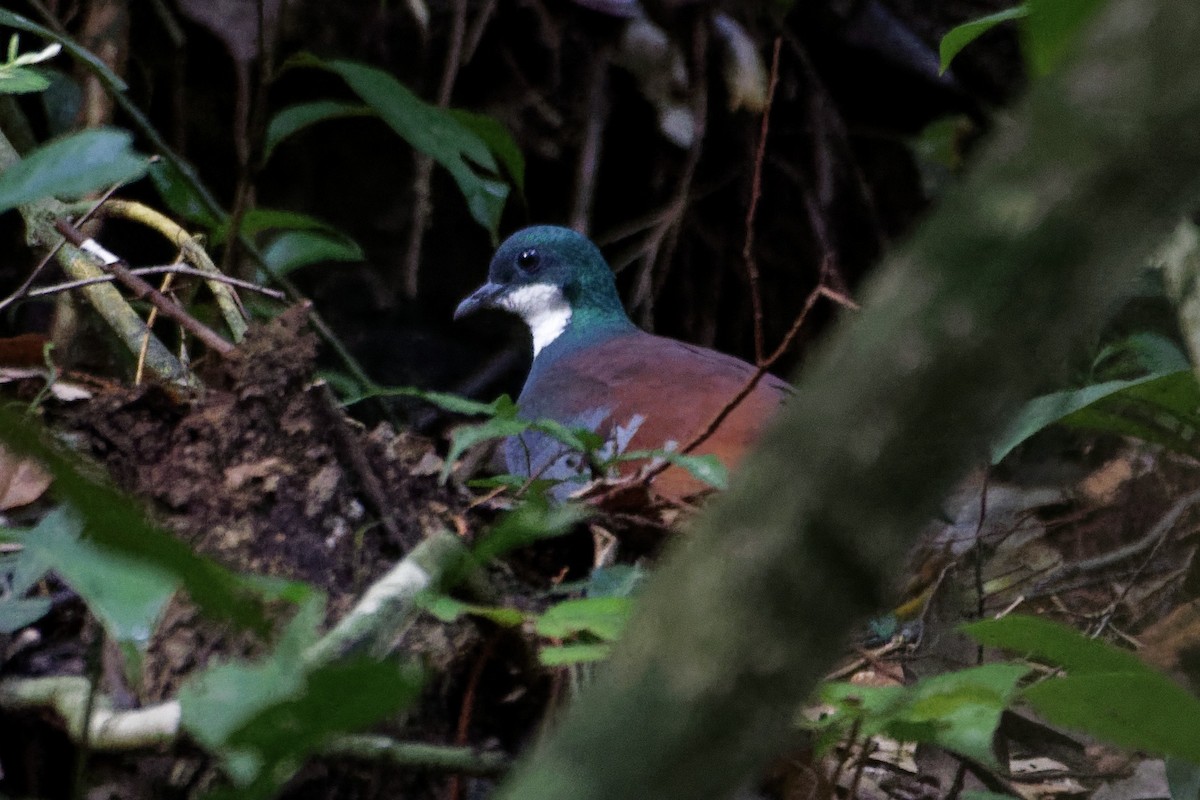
1024, 672, 1200, 762
893, 664, 1028, 768
147, 159, 221, 229
612, 449, 729, 490
224, 660, 421, 787
418, 593, 525, 627
0, 127, 147, 212
539, 642, 612, 666
261, 230, 363, 277
939, 6, 1028, 74
0, 597, 52, 633
535, 596, 632, 641
0, 404, 268, 632
181, 591, 420, 796
0, 65, 50, 94
343, 385, 508, 417
992, 368, 1200, 463
448, 108, 526, 193
307, 57, 515, 238
818, 664, 1027, 768
179, 595, 324, 767
472, 498, 589, 565
262, 100, 372, 162
963, 615, 1148, 674
443, 416, 533, 483
17, 507, 177, 656
1025, 0, 1103, 76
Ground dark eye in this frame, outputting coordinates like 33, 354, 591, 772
516, 248, 540, 271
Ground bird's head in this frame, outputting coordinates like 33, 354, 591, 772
454, 226, 630, 355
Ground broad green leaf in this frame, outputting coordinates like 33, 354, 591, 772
818, 664, 1027, 768
262, 100, 372, 162
418, 593, 525, 627
223, 659, 421, 793
963, 615, 1147, 674
472, 498, 589, 565
307, 56, 514, 238
539, 642, 612, 666
147, 159, 221, 229
992, 368, 1200, 463
1025, 0, 1102, 76
612, 449, 729, 490
535, 596, 632, 641
0, 404, 267, 631
939, 6, 1028, 73
261, 229, 363, 277
1024, 672, 1200, 762
0, 127, 147, 212
0, 65, 50, 94
179, 595, 324, 764
892, 664, 1028, 768
0, 597, 52, 633
18, 507, 176, 656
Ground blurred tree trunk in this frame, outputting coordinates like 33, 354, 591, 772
496, 1, 1200, 798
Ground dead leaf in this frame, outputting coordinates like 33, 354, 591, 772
0, 445, 51, 510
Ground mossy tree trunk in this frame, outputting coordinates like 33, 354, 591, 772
497, 1, 1200, 798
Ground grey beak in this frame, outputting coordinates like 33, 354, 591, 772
454, 282, 507, 320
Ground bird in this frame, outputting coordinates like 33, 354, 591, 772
454, 225, 790, 502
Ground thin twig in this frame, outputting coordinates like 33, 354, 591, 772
26, 265, 285, 300
53, 219, 234, 356
0, 183, 120, 313
742, 37, 781, 365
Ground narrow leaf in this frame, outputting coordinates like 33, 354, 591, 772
261, 230, 363, 277
0, 127, 147, 212
262, 100, 372, 161
939, 6, 1028, 74
963, 615, 1147, 674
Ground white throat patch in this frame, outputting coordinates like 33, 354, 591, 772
499, 283, 572, 357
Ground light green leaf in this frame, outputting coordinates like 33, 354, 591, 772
262, 100, 373, 162
963, 615, 1148, 674
539, 643, 612, 666
0, 127, 147, 212
0, 66, 50, 94
1024, 672, 1200, 762
261, 229, 364, 277
535, 596, 633, 641
939, 6, 1028, 74
818, 664, 1027, 768
18, 506, 177, 656
0, 597, 52, 633
0, 404, 268, 632
448, 108, 526, 193
418, 593, 525, 627
613, 449, 729, 490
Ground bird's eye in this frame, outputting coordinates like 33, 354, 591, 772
516, 248, 540, 271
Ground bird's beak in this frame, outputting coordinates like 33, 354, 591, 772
454, 282, 507, 320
